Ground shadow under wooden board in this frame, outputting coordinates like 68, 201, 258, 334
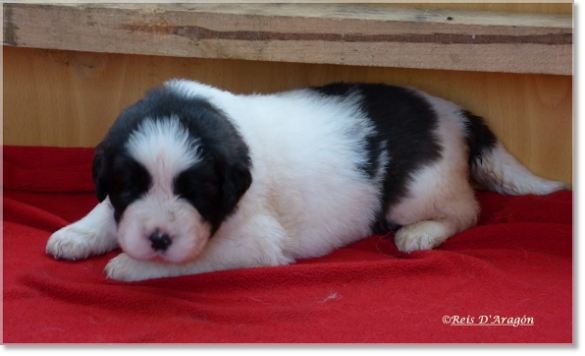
3, 46, 572, 185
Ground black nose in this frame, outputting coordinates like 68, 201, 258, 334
149, 232, 172, 251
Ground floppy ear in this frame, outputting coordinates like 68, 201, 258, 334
219, 161, 252, 217
92, 147, 109, 202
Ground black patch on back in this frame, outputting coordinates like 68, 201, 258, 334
461, 110, 497, 167
93, 85, 252, 234
311, 83, 443, 232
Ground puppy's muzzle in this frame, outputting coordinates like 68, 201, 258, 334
149, 232, 172, 251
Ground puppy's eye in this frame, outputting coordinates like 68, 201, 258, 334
195, 145, 205, 157
174, 168, 219, 203
119, 186, 145, 201
175, 179, 207, 198
109, 155, 152, 210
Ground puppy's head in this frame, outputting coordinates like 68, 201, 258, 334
93, 85, 252, 263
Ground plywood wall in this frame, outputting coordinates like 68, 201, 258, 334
3, 46, 572, 185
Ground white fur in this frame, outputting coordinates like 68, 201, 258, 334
390, 93, 479, 252
47, 80, 568, 281
126, 117, 202, 176
471, 142, 569, 195
204, 86, 388, 260
47, 197, 118, 260
118, 118, 209, 263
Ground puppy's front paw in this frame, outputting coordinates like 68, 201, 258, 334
46, 226, 117, 261
104, 253, 169, 282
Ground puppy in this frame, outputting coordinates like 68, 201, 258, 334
46, 80, 568, 281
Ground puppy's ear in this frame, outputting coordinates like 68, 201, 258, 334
220, 161, 252, 217
92, 147, 109, 202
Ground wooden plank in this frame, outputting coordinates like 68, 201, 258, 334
389, 2, 573, 15
3, 3, 573, 75
3, 46, 573, 185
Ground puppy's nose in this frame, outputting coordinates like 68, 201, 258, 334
149, 232, 172, 251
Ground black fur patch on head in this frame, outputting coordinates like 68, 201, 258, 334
93, 85, 252, 233
311, 83, 443, 232
109, 154, 151, 223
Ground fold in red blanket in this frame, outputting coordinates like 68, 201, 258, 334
2, 146, 573, 344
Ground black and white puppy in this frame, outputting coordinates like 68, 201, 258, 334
46, 80, 568, 281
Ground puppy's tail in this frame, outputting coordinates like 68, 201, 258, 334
462, 110, 569, 195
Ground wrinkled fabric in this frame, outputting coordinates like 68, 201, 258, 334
2, 146, 573, 343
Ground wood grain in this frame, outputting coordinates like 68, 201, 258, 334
389, 2, 573, 15
3, 3, 572, 75
3, 46, 572, 185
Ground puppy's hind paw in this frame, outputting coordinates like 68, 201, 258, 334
394, 220, 453, 253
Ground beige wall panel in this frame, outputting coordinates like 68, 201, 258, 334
3, 46, 572, 185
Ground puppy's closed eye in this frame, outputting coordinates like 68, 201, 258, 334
110, 155, 152, 221
174, 167, 220, 222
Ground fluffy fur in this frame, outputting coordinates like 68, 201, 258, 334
46, 80, 569, 281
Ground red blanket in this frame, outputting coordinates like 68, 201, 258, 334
2, 146, 573, 344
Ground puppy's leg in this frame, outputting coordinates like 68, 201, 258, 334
105, 213, 293, 282
389, 108, 483, 253
393, 189, 479, 253
46, 197, 118, 260
392, 178, 479, 253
